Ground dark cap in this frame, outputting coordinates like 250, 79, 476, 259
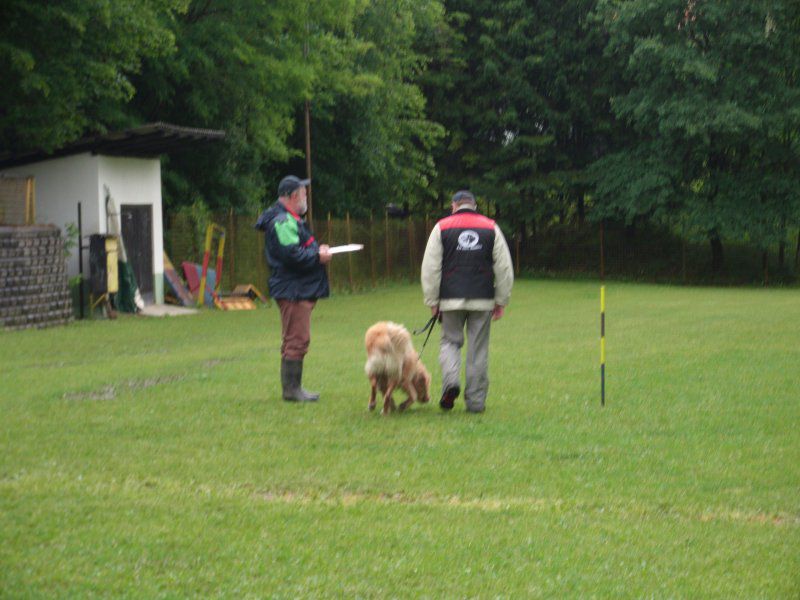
451, 190, 476, 204
278, 175, 310, 197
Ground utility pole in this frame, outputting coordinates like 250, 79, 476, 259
304, 17, 314, 225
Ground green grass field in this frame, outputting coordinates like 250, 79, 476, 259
1, 280, 798, 597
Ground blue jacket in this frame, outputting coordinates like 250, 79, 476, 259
254, 201, 329, 300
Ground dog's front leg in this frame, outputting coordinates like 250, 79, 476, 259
368, 377, 378, 411
382, 382, 397, 415
398, 382, 417, 412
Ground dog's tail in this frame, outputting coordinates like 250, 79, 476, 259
365, 351, 403, 382
364, 324, 406, 381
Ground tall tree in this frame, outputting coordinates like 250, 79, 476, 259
129, 0, 446, 214
130, 1, 358, 211
422, 0, 612, 232
590, 0, 800, 270
0, 0, 182, 153
298, 0, 447, 217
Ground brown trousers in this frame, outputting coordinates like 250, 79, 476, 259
277, 299, 316, 360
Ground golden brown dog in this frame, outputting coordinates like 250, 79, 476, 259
364, 321, 431, 414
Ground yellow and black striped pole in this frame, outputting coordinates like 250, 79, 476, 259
600, 285, 606, 407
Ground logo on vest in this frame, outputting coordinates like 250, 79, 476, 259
457, 230, 482, 251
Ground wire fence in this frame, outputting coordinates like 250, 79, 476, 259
164, 210, 800, 295
164, 211, 434, 295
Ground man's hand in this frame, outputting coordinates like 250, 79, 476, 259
492, 304, 505, 321
430, 305, 439, 317
318, 244, 332, 265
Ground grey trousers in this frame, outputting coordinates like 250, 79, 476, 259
439, 310, 493, 412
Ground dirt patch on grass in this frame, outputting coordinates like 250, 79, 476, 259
61, 356, 240, 401
62, 374, 187, 401
252, 488, 800, 527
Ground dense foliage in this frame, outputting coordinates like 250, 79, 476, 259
2, 0, 799, 268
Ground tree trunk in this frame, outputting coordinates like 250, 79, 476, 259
762, 250, 769, 286
710, 234, 724, 274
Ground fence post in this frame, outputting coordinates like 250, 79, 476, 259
346, 211, 355, 292
407, 215, 415, 283
228, 207, 235, 288
385, 210, 391, 280
794, 228, 800, 271
680, 227, 686, 286
25, 177, 35, 225
327, 212, 333, 290
369, 211, 376, 288
600, 220, 605, 280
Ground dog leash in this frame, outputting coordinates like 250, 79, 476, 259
413, 313, 439, 358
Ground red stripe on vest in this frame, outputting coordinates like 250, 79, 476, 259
439, 212, 495, 231
303, 236, 315, 248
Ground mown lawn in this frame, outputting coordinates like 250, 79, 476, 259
1, 280, 798, 597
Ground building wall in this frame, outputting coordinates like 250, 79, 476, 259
1, 153, 100, 278
98, 156, 164, 303
1, 153, 165, 304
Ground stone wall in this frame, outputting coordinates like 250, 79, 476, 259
0, 225, 73, 330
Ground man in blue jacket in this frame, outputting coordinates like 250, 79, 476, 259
255, 175, 332, 402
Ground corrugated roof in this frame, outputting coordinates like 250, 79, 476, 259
0, 122, 225, 169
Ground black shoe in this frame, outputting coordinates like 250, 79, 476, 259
439, 386, 460, 411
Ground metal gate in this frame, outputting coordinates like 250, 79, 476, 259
120, 204, 153, 296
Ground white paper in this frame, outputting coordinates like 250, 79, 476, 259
327, 244, 364, 254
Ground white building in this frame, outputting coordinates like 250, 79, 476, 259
0, 123, 223, 304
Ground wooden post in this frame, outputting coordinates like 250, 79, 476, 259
303, 16, 314, 225
385, 210, 391, 279
681, 239, 687, 284
369, 211, 376, 288
228, 207, 235, 289
794, 228, 800, 271
680, 216, 687, 284
600, 220, 606, 280
305, 100, 314, 225
346, 211, 355, 292
407, 216, 415, 283
25, 177, 35, 224
327, 212, 333, 290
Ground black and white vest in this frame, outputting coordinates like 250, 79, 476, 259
439, 209, 495, 300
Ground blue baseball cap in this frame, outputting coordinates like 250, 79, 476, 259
278, 175, 310, 196
451, 190, 476, 204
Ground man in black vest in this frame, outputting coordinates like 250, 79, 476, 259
421, 190, 514, 413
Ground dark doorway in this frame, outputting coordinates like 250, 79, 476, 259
121, 204, 154, 298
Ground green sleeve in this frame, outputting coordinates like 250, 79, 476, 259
274, 216, 299, 246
